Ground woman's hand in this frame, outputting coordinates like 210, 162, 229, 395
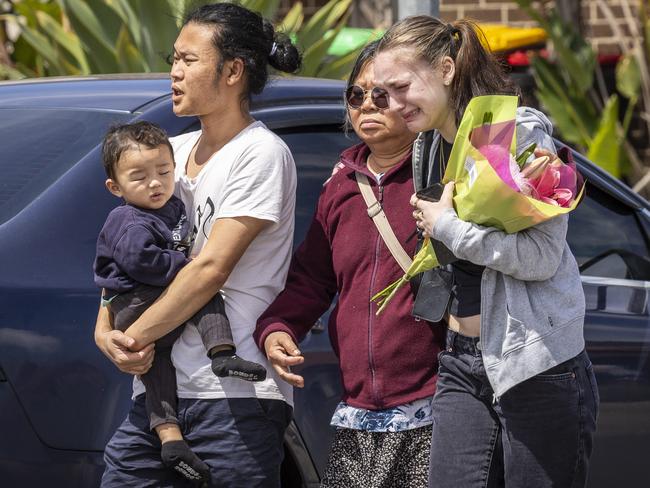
410, 181, 455, 237
99, 329, 155, 376
264, 331, 305, 388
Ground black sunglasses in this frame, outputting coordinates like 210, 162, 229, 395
345, 85, 389, 109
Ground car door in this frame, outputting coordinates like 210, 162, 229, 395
566, 180, 650, 487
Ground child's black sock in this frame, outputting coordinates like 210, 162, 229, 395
210, 348, 267, 382
161, 440, 210, 486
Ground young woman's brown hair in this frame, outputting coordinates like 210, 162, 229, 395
376, 16, 518, 124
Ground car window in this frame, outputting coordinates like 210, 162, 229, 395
0, 108, 132, 226
275, 126, 359, 245
567, 183, 650, 280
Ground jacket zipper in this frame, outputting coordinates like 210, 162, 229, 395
367, 182, 384, 406
412, 136, 422, 192
480, 267, 499, 403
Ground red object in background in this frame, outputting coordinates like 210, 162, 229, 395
507, 49, 621, 67
597, 53, 621, 65
506, 49, 549, 66
507, 50, 529, 66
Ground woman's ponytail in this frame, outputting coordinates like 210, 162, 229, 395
449, 20, 517, 123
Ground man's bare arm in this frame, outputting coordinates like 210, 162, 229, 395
124, 216, 271, 350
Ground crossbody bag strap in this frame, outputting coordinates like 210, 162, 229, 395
355, 171, 413, 273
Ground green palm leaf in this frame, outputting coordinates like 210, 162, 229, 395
131, 0, 185, 72
317, 43, 363, 80
3, 16, 64, 76
278, 2, 303, 34
105, 0, 142, 47
35, 11, 90, 74
239, 0, 281, 19
59, 0, 120, 73
116, 24, 147, 72
587, 95, 622, 178
301, 9, 350, 76
298, 0, 351, 50
60, 0, 117, 55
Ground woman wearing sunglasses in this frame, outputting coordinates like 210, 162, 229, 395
373, 17, 599, 488
254, 40, 445, 488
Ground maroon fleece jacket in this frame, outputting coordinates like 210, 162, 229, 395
254, 142, 445, 410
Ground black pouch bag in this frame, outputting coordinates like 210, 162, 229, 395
412, 267, 453, 323
409, 183, 455, 322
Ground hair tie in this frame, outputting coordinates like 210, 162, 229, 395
269, 42, 278, 57
446, 24, 461, 58
447, 24, 460, 39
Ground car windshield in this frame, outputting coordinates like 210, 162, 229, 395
0, 108, 132, 225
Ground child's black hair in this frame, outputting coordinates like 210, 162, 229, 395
102, 121, 173, 180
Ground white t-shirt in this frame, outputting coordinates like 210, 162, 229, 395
132, 121, 296, 405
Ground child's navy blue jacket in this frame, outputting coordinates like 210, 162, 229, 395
94, 195, 191, 296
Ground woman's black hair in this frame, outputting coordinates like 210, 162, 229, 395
346, 40, 379, 90
183, 3, 301, 100
343, 40, 380, 135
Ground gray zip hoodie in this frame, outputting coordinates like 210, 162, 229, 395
413, 107, 586, 397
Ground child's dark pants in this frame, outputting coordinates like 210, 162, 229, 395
110, 284, 233, 430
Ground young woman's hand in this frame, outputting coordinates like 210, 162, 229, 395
264, 331, 305, 388
411, 181, 455, 237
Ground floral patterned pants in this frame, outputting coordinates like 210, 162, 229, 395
321, 425, 432, 488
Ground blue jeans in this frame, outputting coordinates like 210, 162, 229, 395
102, 395, 292, 488
428, 331, 599, 488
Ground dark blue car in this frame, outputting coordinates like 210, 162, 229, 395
0, 75, 649, 487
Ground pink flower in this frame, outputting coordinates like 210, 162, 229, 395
557, 161, 578, 192
521, 155, 550, 179
479, 144, 520, 192
528, 156, 579, 208
473, 122, 583, 209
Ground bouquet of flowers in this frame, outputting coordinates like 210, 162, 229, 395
372, 95, 584, 314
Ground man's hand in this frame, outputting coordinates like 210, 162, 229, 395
94, 304, 154, 375
264, 331, 305, 388
99, 329, 155, 375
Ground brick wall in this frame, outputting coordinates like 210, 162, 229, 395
277, 1, 641, 56
439, 0, 640, 55
278, 0, 393, 28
